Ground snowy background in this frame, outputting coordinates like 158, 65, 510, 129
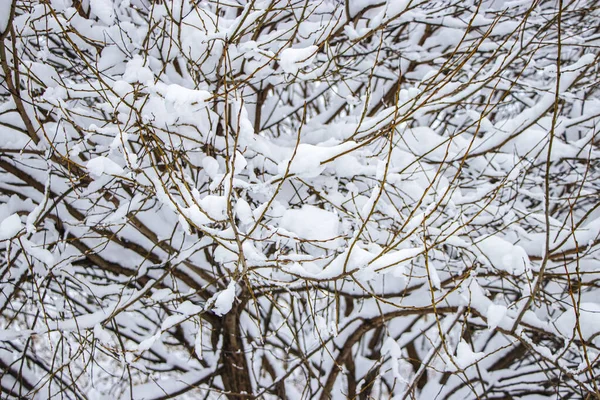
1, 0, 600, 398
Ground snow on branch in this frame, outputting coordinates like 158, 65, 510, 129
1, 0, 599, 398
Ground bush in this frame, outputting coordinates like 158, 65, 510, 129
1, 0, 599, 398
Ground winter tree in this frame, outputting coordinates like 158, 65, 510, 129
1, 0, 599, 398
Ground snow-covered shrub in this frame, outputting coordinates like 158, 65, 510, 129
1, 0, 599, 398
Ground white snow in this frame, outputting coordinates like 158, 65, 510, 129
161, 83, 211, 107
280, 45, 318, 74
198, 195, 228, 221
22, 238, 54, 266
195, 324, 203, 359
486, 304, 508, 330
182, 205, 210, 227
0, 0, 12, 34
235, 199, 254, 225
233, 151, 247, 175
455, 340, 485, 369
26, 202, 43, 234
384, 0, 410, 18
90, 0, 115, 25
124, 368, 219, 400
93, 324, 113, 345
122, 56, 154, 83
177, 301, 203, 316
382, 337, 412, 385
86, 156, 124, 178
213, 244, 237, 265
211, 281, 237, 316
278, 141, 357, 178
555, 303, 600, 343
0, 213, 22, 240
280, 205, 340, 243
136, 332, 161, 352
476, 236, 530, 275
202, 156, 220, 178
2, 1, 599, 396
369, 247, 421, 279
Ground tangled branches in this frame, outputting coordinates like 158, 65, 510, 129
1, 0, 600, 398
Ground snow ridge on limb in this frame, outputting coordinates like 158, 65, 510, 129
1, 0, 600, 399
